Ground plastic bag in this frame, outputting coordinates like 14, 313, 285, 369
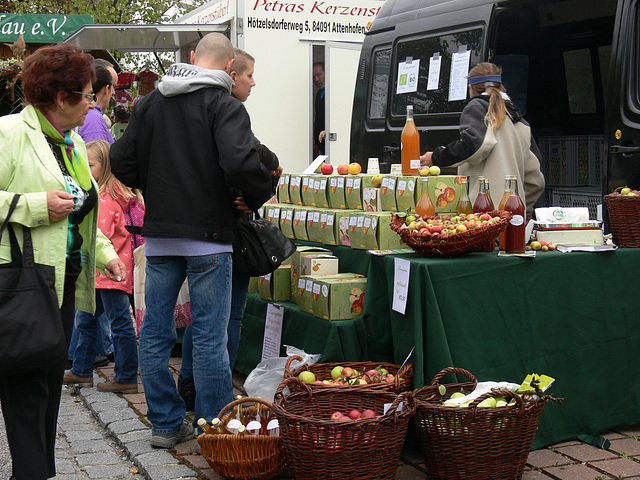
243, 345, 322, 402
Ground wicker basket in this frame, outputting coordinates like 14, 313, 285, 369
284, 355, 413, 393
412, 367, 547, 480
198, 396, 288, 480
390, 210, 511, 257
273, 377, 415, 480
604, 187, 640, 247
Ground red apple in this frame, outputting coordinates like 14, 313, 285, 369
361, 409, 377, 418
337, 164, 349, 175
330, 411, 345, 421
348, 409, 361, 420
341, 367, 355, 378
321, 163, 333, 175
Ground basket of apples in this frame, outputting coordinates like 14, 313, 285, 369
411, 367, 549, 480
283, 355, 413, 393
604, 186, 640, 247
273, 377, 415, 480
390, 210, 511, 257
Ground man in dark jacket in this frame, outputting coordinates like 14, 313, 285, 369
110, 33, 273, 449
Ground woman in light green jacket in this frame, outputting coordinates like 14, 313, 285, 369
0, 43, 126, 480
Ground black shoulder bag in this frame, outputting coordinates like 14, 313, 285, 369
0, 194, 67, 375
233, 211, 296, 277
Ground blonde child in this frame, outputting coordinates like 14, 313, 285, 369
63, 140, 139, 392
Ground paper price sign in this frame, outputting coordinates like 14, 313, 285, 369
261, 303, 284, 361
392, 258, 411, 314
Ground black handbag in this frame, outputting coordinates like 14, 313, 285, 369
0, 194, 67, 375
233, 211, 296, 277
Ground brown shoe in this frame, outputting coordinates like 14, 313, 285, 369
97, 379, 138, 394
63, 371, 93, 388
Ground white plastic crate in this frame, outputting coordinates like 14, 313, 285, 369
551, 188, 603, 219
537, 135, 603, 187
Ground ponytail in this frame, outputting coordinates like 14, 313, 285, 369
467, 63, 508, 130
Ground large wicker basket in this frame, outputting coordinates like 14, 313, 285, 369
273, 377, 415, 480
604, 187, 640, 247
412, 367, 547, 480
390, 211, 511, 257
198, 396, 288, 480
284, 355, 413, 393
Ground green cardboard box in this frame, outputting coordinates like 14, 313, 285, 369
312, 275, 368, 320
297, 273, 363, 315
359, 212, 404, 250
428, 175, 464, 214
304, 207, 322, 243
264, 205, 281, 227
300, 175, 316, 206
327, 176, 347, 209
279, 205, 295, 239
347, 213, 367, 249
338, 212, 353, 246
380, 176, 398, 211
345, 174, 375, 210
314, 209, 354, 245
290, 246, 331, 302
395, 176, 419, 213
301, 254, 339, 276
289, 174, 302, 205
258, 265, 291, 301
277, 174, 290, 204
311, 176, 330, 208
363, 187, 382, 212
292, 208, 309, 241
248, 276, 259, 294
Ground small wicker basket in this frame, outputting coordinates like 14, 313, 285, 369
274, 377, 415, 480
198, 396, 288, 480
284, 355, 413, 393
604, 187, 640, 247
390, 211, 511, 257
412, 367, 547, 480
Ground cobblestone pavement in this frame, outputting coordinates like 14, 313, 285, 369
4, 359, 640, 479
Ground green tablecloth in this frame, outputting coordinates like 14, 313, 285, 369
363, 248, 640, 448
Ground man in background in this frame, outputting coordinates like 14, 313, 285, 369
313, 61, 326, 156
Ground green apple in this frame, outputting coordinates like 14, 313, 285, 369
477, 399, 493, 408
621, 187, 631, 195
331, 366, 344, 380
450, 392, 466, 399
429, 165, 441, 176
298, 371, 316, 383
495, 399, 508, 407
530, 241, 542, 250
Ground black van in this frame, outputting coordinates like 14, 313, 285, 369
350, 0, 640, 215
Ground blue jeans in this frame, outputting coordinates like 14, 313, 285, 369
71, 290, 138, 383
68, 311, 114, 360
181, 266, 250, 377
139, 254, 233, 435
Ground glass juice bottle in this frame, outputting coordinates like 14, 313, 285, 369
401, 105, 421, 175
473, 176, 495, 213
498, 175, 515, 250
456, 176, 473, 214
504, 176, 526, 253
415, 177, 435, 218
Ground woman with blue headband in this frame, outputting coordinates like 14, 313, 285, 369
421, 62, 544, 219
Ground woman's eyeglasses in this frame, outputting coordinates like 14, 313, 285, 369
72, 91, 96, 102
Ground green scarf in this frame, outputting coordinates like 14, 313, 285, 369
36, 108, 93, 191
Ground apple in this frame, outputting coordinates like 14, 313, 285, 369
480, 213, 491, 221
330, 411, 345, 421
542, 245, 549, 251
372, 174, 384, 187
419, 166, 430, 176
337, 164, 349, 175
348, 162, 362, 175
320, 163, 333, 175
450, 392, 466, 399
477, 399, 493, 408
456, 224, 467, 233
341, 367, 355, 378
348, 409, 361, 420
430, 225, 442, 234
298, 371, 316, 383
548, 243, 557, 251
621, 187, 631, 195
331, 365, 344, 380
429, 165, 441, 176
530, 241, 541, 250
362, 409, 377, 418
314, 380, 324, 385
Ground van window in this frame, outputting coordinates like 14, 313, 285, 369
563, 48, 597, 114
392, 28, 483, 117
369, 48, 392, 119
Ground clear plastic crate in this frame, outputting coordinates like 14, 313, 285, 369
537, 135, 603, 187
551, 188, 603, 219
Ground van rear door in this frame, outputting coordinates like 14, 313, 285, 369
605, 0, 640, 193
350, 3, 496, 169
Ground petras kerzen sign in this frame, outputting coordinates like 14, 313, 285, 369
0, 14, 93, 44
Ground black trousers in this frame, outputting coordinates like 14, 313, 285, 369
0, 254, 81, 479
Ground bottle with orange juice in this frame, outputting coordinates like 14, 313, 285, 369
401, 105, 421, 175
415, 177, 435, 217
456, 176, 473, 214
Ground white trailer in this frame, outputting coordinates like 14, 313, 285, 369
176, 0, 385, 173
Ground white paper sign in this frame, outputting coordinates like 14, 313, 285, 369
396, 59, 420, 94
448, 50, 471, 101
392, 257, 411, 314
427, 55, 441, 90
261, 303, 284, 362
